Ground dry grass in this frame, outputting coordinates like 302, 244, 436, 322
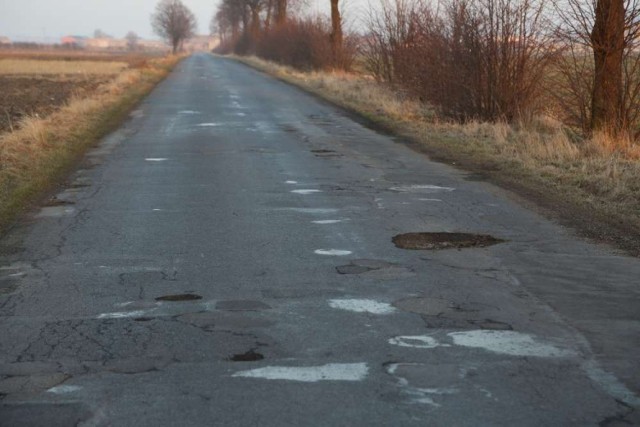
234, 54, 640, 253
0, 55, 182, 231
0, 59, 128, 76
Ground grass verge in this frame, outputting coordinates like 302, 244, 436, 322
232, 55, 640, 256
0, 55, 183, 234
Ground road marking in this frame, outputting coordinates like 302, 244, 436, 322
418, 198, 443, 202
196, 123, 222, 127
47, 385, 82, 394
291, 189, 322, 194
315, 249, 352, 256
97, 310, 149, 319
145, 158, 168, 162
448, 330, 575, 358
329, 299, 395, 314
312, 219, 344, 224
285, 180, 298, 184
389, 335, 443, 349
390, 185, 455, 193
232, 363, 368, 382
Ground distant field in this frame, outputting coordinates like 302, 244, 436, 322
0, 59, 128, 75
0, 50, 154, 134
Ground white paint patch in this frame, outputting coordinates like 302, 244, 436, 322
232, 363, 368, 382
8, 272, 26, 277
315, 249, 352, 256
329, 299, 396, 314
390, 185, 455, 193
47, 385, 82, 394
145, 158, 168, 162
582, 360, 640, 407
97, 310, 149, 319
196, 123, 222, 127
448, 330, 574, 358
312, 220, 343, 224
287, 208, 338, 214
389, 335, 443, 349
153, 209, 162, 211
418, 198, 443, 202
285, 180, 298, 184
35, 206, 76, 218
291, 189, 322, 194
178, 110, 200, 115
386, 363, 456, 406
235, 112, 247, 117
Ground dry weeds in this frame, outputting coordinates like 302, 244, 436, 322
235, 55, 640, 253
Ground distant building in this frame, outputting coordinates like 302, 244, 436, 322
61, 36, 88, 47
0, 37, 11, 45
85, 37, 127, 50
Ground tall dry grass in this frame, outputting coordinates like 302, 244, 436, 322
236, 55, 640, 249
0, 59, 128, 75
0, 55, 182, 230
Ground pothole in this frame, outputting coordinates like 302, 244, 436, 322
44, 198, 75, 207
229, 349, 264, 362
155, 293, 202, 302
311, 149, 335, 154
392, 232, 504, 250
133, 317, 154, 322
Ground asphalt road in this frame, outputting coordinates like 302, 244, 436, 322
0, 54, 639, 426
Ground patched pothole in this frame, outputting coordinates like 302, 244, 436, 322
155, 293, 202, 302
229, 349, 264, 362
392, 232, 504, 250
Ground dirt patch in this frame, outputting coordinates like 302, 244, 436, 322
392, 232, 504, 250
0, 76, 108, 133
229, 349, 264, 362
155, 294, 202, 302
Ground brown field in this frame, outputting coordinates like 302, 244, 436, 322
0, 50, 161, 134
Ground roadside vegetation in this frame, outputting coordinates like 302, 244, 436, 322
0, 51, 182, 232
213, 0, 640, 254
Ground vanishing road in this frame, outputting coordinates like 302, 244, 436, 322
0, 54, 639, 426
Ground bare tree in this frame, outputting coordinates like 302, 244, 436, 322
330, 0, 343, 57
125, 31, 139, 51
151, 0, 198, 54
555, 0, 640, 135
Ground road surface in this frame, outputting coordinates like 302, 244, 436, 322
0, 54, 638, 426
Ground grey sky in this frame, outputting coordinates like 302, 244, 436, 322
0, 0, 366, 43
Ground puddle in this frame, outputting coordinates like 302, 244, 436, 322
155, 293, 202, 302
291, 189, 322, 194
315, 249, 352, 256
392, 232, 504, 250
229, 350, 264, 362
216, 300, 271, 311
390, 185, 455, 193
328, 299, 396, 314
232, 363, 368, 382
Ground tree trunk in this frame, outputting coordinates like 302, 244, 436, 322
275, 0, 287, 26
330, 0, 343, 61
590, 0, 625, 133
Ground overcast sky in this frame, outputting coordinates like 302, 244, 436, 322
0, 0, 366, 42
